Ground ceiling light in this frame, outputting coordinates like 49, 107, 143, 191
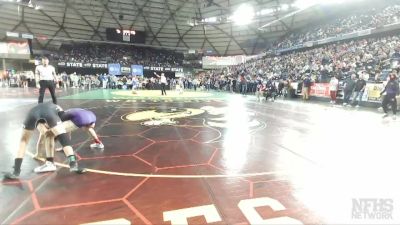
281, 4, 289, 11
230, 4, 255, 25
207, 17, 217, 23
293, 0, 351, 9
292, 0, 318, 10
260, 8, 274, 15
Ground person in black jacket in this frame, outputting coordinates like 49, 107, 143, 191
343, 74, 356, 106
352, 75, 367, 107
381, 72, 399, 119
265, 79, 277, 102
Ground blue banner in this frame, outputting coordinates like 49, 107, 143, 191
108, 63, 121, 75
131, 65, 143, 76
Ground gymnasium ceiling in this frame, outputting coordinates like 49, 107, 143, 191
0, 0, 383, 55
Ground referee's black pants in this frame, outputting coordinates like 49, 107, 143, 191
161, 83, 167, 95
38, 80, 57, 104
382, 94, 397, 115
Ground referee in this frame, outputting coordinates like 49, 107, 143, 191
154, 72, 167, 95
35, 57, 58, 104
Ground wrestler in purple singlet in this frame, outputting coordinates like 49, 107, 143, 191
61, 108, 96, 127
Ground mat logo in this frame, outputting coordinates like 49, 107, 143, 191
121, 108, 205, 122
200, 106, 266, 131
352, 198, 393, 220
82, 197, 303, 225
141, 118, 178, 126
164, 197, 303, 225
121, 106, 266, 142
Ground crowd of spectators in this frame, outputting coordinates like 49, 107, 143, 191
275, 4, 400, 50
51, 73, 194, 92
207, 34, 400, 87
10, 33, 400, 98
47, 44, 184, 68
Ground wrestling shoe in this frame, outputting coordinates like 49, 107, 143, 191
4, 171, 20, 180
382, 113, 389, 118
34, 161, 56, 173
69, 163, 87, 174
393, 115, 397, 120
90, 142, 104, 149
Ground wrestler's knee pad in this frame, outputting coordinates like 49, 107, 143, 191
56, 133, 71, 147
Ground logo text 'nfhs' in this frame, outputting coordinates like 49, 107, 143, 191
352, 198, 393, 220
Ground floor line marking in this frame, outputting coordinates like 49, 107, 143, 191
26, 152, 285, 179
122, 199, 152, 225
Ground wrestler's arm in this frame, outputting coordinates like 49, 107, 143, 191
35, 123, 49, 159
85, 124, 99, 140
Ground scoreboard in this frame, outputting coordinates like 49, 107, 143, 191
106, 28, 146, 44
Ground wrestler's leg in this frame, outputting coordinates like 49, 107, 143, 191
55, 121, 78, 152
45, 133, 55, 158
50, 123, 85, 173
34, 132, 47, 159
34, 132, 57, 173
35, 121, 82, 173
16, 129, 33, 159
4, 129, 33, 179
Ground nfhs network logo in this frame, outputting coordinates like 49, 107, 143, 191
352, 198, 393, 220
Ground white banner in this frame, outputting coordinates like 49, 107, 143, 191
358, 29, 372, 36
0, 42, 7, 54
202, 56, 246, 69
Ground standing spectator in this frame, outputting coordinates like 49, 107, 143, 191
56, 74, 62, 88
112, 75, 118, 89
255, 80, 265, 101
214, 79, 220, 91
329, 75, 339, 104
277, 80, 284, 97
231, 77, 236, 93
176, 78, 184, 94
302, 75, 312, 100
381, 73, 399, 119
126, 78, 133, 90
352, 75, 367, 107
265, 79, 277, 102
102, 74, 108, 89
232, 77, 237, 93
85, 75, 91, 90
283, 79, 290, 98
206, 78, 211, 91
61, 72, 68, 89
35, 57, 58, 104
170, 78, 176, 90
343, 74, 357, 106
20, 73, 27, 88
193, 77, 198, 91
240, 73, 247, 95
